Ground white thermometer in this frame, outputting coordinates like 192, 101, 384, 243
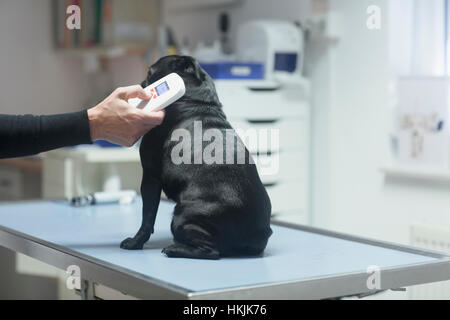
128, 73, 186, 112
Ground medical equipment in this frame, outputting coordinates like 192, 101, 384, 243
128, 73, 185, 112
236, 20, 304, 80
70, 190, 137, 207
219, 12, 232, 55
200, 62, 264, 80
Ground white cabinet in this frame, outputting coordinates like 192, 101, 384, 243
216, 80, 311, 224
42, 148, 141, 199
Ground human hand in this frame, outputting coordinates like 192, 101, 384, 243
87, 85, 165, 147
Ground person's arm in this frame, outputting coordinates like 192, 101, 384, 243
0, 85, 165, 159
0, 111, 91, 159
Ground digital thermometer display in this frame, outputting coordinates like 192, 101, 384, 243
155, 81, 170, 96
127, 73, 185, 113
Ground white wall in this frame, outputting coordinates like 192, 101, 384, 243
389, 0, 445, 76
322, 0, 391, 240
0, 0, 149, 116
0, 0, 88, 115
315, 0, 450, 250
304, 34, 333, 227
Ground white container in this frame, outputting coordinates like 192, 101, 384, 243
236, 20, 304, 79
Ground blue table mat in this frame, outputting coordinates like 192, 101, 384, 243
0, 199, 438, 292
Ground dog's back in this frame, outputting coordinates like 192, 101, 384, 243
159, 112, 272, 259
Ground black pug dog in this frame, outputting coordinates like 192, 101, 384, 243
120, 55, 272, 259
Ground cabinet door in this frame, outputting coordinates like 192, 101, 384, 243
256, 150, 307, 185
219, 87, 308, 119
229, 118, 306, 153
265, 181, 306, 214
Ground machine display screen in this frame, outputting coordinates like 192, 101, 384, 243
155, 81, 170, 95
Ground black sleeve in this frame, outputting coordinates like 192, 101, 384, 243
0, 110, 93, 159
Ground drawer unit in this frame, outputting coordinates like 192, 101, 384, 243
272, 209, 308, 225
265, 181, 306, 214
218, 83, 308, 119
229, 118, 306, 153
216, 80, 311, 225
255, 150, 306, 185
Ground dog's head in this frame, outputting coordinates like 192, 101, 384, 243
141, 55, 220, 107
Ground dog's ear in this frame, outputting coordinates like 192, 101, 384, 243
184, 59, 205, 82
184, 62, 195, 74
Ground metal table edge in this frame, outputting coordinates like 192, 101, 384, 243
1, 200, 450, 299
271, 219, 450, 259
187, 258, 450, 299
0, 224, 190, 300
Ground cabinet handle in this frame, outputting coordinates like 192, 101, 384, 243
252, 150, 275, 156
263, 182, 278, 188
247, 87, 280, 92
246, 119, 279, 124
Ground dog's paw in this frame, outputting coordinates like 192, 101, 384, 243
161, 244, 176, 256
162, 244, 186, 257
120, 237, 143, 250
162, 244, 220, 259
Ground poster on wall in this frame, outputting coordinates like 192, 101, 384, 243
396, 77, 449, 169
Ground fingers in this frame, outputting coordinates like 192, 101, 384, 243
124, 110, 165, 146
90, 85, 166, 147
116, 85, 151, 101
137, 109, 166, 126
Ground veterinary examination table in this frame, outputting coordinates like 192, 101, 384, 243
0, 199, 450, 299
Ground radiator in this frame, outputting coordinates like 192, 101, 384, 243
409, 223, 450, 300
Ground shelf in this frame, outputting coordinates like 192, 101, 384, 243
43, 147, 140, 163
166, 0, 241, 11
56, 43, 148, 58
380, 165, 450, 183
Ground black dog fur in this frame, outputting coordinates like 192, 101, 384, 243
120, 55, 272, 259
